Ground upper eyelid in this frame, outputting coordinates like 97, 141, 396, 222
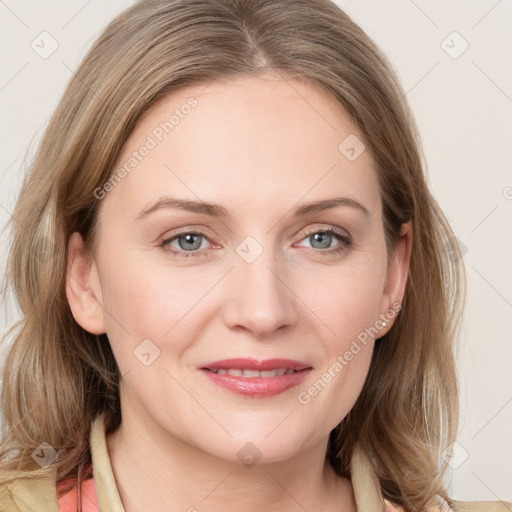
300, 224, 351, 239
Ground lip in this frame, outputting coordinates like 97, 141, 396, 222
198, 358, 313, 398
199, 358, 312, 371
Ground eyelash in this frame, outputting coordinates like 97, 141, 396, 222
160, 226, 352, 259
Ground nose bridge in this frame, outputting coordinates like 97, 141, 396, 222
224, 234, 297, 335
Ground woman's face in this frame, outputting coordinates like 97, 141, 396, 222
67, 72, 410, 464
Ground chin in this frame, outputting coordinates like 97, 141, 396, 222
200, 427, 310, 466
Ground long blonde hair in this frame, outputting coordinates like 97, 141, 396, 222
0, 1, 465, 510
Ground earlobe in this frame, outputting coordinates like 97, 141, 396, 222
65, 232, 106, 335
378, 221, 413, 335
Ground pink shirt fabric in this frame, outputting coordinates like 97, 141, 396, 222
57, 466, 98, 512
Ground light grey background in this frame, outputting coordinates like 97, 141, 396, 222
0, 0, 511, 502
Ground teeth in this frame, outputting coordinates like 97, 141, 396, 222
243, 369, 260, 378
209, 368, 299, 378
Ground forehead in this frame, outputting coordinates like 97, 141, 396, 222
101, 74, 380, 222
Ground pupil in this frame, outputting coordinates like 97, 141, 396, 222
180, 234, 200, 250
313, 233, 330, 249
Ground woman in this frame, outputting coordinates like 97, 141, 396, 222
0, 1, 509, 511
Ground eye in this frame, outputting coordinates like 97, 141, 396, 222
160, 230, 213, 258
160, 226, 352, 259
295, 227, 352, 255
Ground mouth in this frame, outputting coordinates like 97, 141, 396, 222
204, 368, 304, 377
198, 358, 313, 397
199, 357, 312, 373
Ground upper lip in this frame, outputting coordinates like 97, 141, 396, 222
199, 358, 312, 371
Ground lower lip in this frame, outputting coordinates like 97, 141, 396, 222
199, 369, 312, 397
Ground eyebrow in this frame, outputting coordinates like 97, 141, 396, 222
134, 195, 370, 221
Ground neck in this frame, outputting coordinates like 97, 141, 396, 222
105, 389, 356, 512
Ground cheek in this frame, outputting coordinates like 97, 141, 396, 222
99, 253, 204, 372
298, 254, 387, 345
297, 272, 383, 429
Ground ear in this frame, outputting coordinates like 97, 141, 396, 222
65, 232, 106, 335
378, 221, 412, 335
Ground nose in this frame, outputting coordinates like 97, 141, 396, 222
221, 247, 299, 339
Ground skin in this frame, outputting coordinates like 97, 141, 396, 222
66, 71, 412, 512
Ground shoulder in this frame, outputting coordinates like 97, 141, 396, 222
0, 467, 59, 512
450, 500, 512, 512
0, 467, 97, 512
384, 497, 512, 512
383, 498, 445, 511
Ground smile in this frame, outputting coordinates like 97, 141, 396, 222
206, 368, 300, 377
199, 368, 312, 397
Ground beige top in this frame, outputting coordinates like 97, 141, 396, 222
0, 413, 510, 511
